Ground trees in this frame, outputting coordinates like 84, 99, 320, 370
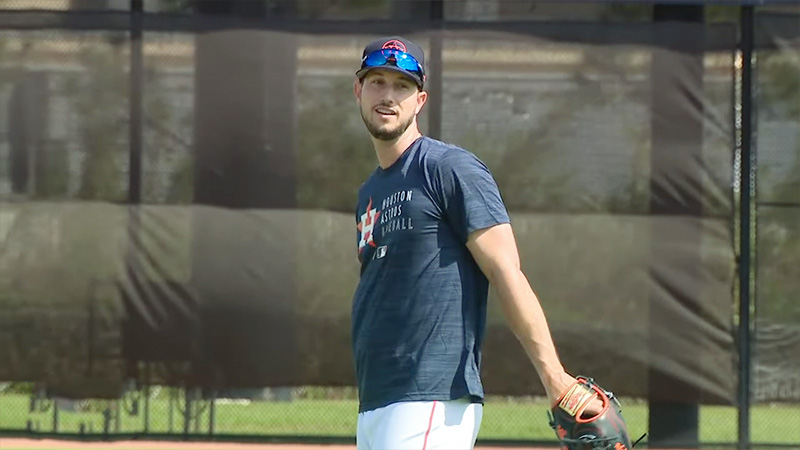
756, 47, 800, 323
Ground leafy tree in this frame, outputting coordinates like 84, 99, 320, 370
760, 54, 800, 122
450, 50, 651, 214
59, 38, 128, 201
295, 78, 376, 212
756, 48, 800, 323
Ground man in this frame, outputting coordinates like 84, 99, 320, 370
351, 36, 599, 449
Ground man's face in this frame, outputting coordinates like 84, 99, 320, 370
354, 68, 428, 141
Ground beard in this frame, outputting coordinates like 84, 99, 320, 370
360, 106, 415, 141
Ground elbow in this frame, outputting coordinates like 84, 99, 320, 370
483, 260, 521, 287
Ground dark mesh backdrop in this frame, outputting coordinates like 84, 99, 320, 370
0, 22, 740, 406
433, 27, 736, 403
9, 2, 800, 447
0, 30, 132, 399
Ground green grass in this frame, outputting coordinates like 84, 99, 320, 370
1, 393, 799, 446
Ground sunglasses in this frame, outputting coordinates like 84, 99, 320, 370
361, 49, 424, 77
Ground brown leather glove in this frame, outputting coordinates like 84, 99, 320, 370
548, 376, 634, 450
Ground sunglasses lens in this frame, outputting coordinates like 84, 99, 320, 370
395, 55, 420, 72
364, 52, 389, 67
362, 50, 422, 75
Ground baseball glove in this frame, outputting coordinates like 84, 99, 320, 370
548, 376, 640, 450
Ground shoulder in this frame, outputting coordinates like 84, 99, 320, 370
416, 137, 487, 173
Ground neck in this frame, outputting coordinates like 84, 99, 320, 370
373, 127, 422, 169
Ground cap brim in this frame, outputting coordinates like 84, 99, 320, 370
356, 66, 423, 88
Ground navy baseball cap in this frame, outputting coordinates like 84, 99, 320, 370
356, 36, 426, 88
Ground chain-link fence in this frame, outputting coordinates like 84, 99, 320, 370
0, 2, 798, 448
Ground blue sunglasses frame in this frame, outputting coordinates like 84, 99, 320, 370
361, 49, 424, 76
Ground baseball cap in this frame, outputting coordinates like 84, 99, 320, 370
356, 36, 426, 88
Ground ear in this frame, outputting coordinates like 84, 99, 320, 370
415, 90, 428, 115
354, 78, 363, 102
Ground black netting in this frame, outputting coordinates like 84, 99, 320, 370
0, 3, 794, 448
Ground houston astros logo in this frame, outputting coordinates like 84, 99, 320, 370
358, 197, 381, 252
381, 40, 406, 52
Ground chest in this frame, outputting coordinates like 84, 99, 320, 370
355, 173, 440, 263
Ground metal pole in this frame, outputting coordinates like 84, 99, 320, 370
143, 364, 150, 434
183, 387, 192, 439
208, 391, 216, 437
87, 283, 96, 377
427, 0, 443, 140
737, 5, 755, 450
52, 400, 59, 433
115, 400, 121, 433
103, 407, 111, 438
129, 0, 143, 204
129, 1, 146, 438
168, 388, 174, 433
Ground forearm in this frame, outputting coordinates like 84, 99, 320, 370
492, 268, 566, 401
465, 223, 575, 403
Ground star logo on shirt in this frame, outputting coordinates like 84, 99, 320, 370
358, 197, 381, 253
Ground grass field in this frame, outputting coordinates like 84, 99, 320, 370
0, 392, 798, 446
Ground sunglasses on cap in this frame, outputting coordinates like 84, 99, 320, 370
361, 49, 424, 77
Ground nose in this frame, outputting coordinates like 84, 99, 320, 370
378, 97, 395, 107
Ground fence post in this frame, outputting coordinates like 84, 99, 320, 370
143, 367, 151, 434
52, 399, 59, 433
183, 387, 193, 439
427, 0, 443, 140
128, 0, 143, 204
208, 390, 216, 437
737, 5, 755, 450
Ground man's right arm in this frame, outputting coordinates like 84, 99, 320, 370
466, 222, 603, 414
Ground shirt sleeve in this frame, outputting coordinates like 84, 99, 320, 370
433, 148, 511, 243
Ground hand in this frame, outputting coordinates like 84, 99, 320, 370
549, 372, 605, 417
583, 390, 605, 416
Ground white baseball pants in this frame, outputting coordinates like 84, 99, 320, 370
356, 398, 483, 450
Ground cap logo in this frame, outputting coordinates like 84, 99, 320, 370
381, 40, 407, 52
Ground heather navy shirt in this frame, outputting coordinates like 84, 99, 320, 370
351, 136, 510, 413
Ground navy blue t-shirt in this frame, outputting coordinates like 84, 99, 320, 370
351, 136, 510, 413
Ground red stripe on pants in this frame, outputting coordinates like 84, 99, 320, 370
422, 400, 437, 450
